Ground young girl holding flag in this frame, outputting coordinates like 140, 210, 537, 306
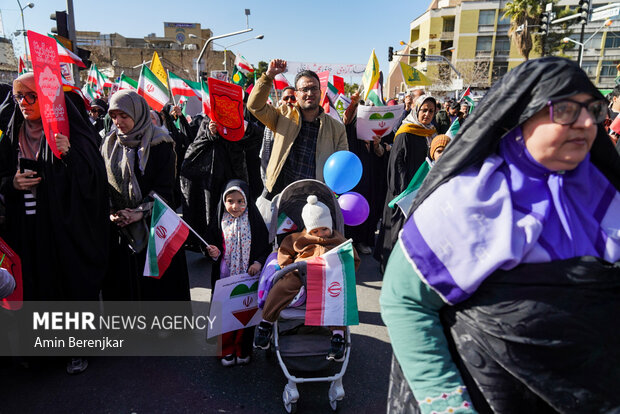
206, 179, 270, 366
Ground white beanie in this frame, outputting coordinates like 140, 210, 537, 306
301, 195, 332, 233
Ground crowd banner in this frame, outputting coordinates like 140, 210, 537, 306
207, 78, 244, 141
207, 273, 262, 338
285, 62, 366, 77
356, 104, 405, 141
28, 30, 70, 159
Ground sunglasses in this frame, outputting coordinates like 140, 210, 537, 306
90, 108, 105, 115
282, 96, 296, 102
13, 92, 37, 105
547, 98, 607, 125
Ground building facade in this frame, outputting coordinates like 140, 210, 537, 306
388, 0, 619, 96
76, 22, 234, 83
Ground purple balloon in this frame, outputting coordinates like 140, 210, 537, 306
338, 192, 370, 226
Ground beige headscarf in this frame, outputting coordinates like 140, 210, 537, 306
101, 90, 173, 209
13, 73, 43, 160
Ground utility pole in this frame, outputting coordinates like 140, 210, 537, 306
66, 0, 80, 86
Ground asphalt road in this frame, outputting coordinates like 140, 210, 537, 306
0, 251, 392, 414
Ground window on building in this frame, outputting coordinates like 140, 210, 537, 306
586, 33, 603, 49
581, 61, 598, 78
443, 17, 455, 33
497, 10, 511, 31
605, 32, 620, 49
478, 10, 496, 32
476, 36, 493, 57
491, 61, 508, 82
601, 60, 619, 77
494, 37, 511, 57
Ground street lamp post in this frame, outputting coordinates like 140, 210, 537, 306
212, 35, 265, 73
16, 0, 34, 59
191, 28, 253, 82
562, 19, 613, 68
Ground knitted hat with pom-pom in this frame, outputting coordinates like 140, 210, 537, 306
301, 195, 332, 233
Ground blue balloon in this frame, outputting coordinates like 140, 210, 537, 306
323, 151, 363, 194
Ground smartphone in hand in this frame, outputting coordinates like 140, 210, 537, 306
18, 158, 39, 178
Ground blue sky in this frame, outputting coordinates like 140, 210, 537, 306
2, 0, 427, 82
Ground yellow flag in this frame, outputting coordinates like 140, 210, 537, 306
150, 52, 169, 90
399, 61, 432, 87
361, 49, 380, 101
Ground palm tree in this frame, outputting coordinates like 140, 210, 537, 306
503, 0, 545, 60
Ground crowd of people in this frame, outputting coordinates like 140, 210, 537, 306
1, 55, 619, 412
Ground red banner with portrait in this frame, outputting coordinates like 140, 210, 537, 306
207, 77, 245, 141
0, 237, 22, 311
28, 31, 70, 159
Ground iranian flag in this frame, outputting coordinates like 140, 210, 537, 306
144, 196, 190, 278
87, 64, 107, 96
460, 87, 475, 113
273, 74, 290, 90
305, 240, 359, 326
276, 213, 297, 235
53, 37, 86, 68
168, 70, 200, 97
234, 54, 255, 76
81, 82, 99, 102
138, 65, 170, 111
118, 72, 138, 91
201, 80, 210, 115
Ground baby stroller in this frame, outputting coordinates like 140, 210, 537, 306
260, 179, 352, 413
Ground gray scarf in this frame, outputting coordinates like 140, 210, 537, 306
101, 90, 173, 210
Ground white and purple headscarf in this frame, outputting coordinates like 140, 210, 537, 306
398, 57, 620, 305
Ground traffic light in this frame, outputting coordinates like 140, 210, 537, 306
420, 48, 426, 63
76, 47, 91, 71
540, 12, 549, 35
578, 0, 590, 25
50, 11, 69, 39
388, 46, 394, 62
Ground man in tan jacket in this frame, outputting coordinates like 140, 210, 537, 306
247, 59, 348, 199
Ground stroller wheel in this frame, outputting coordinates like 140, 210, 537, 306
283, 382, 299, 413
328, 379, 345, 411
329, 399, 338, 411
284, 401, 297, 414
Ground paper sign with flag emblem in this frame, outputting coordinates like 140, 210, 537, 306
138, 65, 170, 111
361, 49, 380, 101
305, 240, 358, 326
143, 196, 190, 278
399, 61, 431, 87
207, 273, 262, 338
208, 77, 244, 141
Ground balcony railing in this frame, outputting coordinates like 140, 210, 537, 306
475, 50, 492, 58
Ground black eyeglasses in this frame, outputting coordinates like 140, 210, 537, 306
296, 86, 319, 94
547, 98, 607, 125
13, 92, 37, 105
282, 96, 296, 102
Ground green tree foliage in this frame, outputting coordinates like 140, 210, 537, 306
255, 61, 268, 79
344, 82, 359, 96
545, 5, 576, 56
503, 0, 544, 60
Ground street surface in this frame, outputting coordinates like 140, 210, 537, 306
0, 250, 392, 414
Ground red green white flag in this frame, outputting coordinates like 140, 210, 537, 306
18, 56, 27, 75
143, 196, 189, 278
305, 240, 359, 326
138, 65, 170, 111
201, 80, 210, 115
460, 87, 475, 113
366, 72, 385, 107
234, 54, 255, 76
118, 72, 138, 91
168, 70, 200, 98
273, 74, 290, 90
52, 37, 86, 68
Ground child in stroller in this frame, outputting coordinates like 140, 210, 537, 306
254, 194, 360, 361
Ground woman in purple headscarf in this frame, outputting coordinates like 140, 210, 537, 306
381, 57, 620, 414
